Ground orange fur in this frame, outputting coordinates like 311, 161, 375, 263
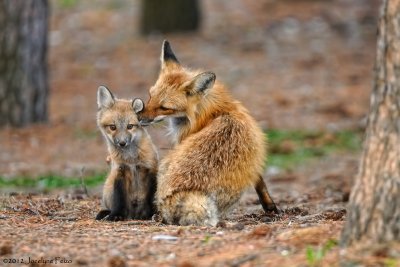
139, 41, 276, 226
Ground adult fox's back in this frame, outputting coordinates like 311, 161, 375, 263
140, 41, 277, 226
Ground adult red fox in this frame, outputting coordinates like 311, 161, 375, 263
139, 41, 278, 226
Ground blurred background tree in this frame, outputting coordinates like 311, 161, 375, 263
140, 0, 200, 35
0, 0, 49, 127
341, 0, 400, 246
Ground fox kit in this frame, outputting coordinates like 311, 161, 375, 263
139, 41, 278, 226
95, 86, 158, 221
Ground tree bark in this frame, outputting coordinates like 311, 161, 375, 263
140, 0, 200, 35
341, 0, 400, 246
0, 0, 49, 127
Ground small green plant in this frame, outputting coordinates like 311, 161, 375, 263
384, 258, 398, 267
202, 234, 212, 244
306, 239, 338, 267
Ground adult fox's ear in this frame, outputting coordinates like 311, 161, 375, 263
97, 86, 115, 109
132, 98, 144, 113
161, 40, 180, 69
186, 72, 216, 95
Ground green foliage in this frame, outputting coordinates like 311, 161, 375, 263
0, 173, 105, 189
267, 129, 362, 170
58, 0, 78, 9
306, 239, 338, 267
384, 258, 399, 267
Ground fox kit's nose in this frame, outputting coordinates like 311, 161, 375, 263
118, 141, 127, 147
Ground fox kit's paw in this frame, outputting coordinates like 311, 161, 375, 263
132, 201, 155, 220
105, 213, 125, 221
132, 208, 154, 220
95, 210, 125, 221
95, 210, 111, 220
152, 213, 163, 222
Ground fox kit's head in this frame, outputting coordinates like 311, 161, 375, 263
139, 40, 216, 124
97, 86, 144, 150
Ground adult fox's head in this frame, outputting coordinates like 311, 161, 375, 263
97, 86, 145, 150
139, 40, 216, 124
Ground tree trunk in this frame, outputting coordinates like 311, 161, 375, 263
341, 0, 400, 246
0, 0, 49, 127
140, 0, 200, 35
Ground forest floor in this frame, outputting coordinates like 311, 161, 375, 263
1, 171, 398, 267
1, 0, 399, 266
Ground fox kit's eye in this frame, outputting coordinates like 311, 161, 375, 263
109, 125, 116, 131
127, 124, 134, 130
160, 106, 169, 111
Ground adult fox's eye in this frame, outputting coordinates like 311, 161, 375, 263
127, 124, 134, 130
160, 106, 169, 111
109, 125, 116, 131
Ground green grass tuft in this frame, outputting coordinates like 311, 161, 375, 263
267, 129, 362, 170
306, 239, 338, 267
0, 173, 106, 189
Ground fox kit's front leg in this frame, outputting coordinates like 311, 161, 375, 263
107, 165, 129, 221
131, 167, 157, 219
96, 165, 130, 221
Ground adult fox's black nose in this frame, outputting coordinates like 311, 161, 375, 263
119, 141, 127, 147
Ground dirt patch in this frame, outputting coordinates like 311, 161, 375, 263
1, 191, 386, 266
0, 192, 346, 267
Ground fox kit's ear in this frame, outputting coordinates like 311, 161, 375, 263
97, 86, 115, 109
161, 40, 179, 69
132, 98, 144, 113
188, 72, 216, 94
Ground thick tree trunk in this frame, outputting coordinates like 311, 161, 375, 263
0, 0, 49, 127
341, 0, 400, 246
140, 0, 200, 35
